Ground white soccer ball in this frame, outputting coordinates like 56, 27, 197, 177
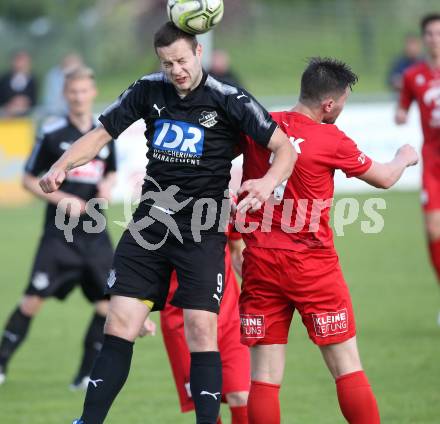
167, 0, 224, 35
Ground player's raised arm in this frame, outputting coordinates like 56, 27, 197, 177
39, 125, 112, 193
357, 144, 419, 189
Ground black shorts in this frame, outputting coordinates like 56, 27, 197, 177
107, 218, 226, 313
25, 232, 113, 302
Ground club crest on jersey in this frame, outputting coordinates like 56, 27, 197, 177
312, 308, 348, 338
199, 111, 218, 128
240, 314, 265, 339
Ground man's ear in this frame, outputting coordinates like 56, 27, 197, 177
322, 98, 335, 113
196, 43, 202, 58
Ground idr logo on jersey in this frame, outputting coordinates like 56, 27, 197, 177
152, 119, 205, 155
240, 314, 265, 339
312, 308, 348, 338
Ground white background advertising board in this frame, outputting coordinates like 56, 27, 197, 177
112, 101, 423, 202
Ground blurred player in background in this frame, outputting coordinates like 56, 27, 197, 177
0, 67, 117, 388
39, 22, 294, 424
156, 228, 249, 424
387, 34, 422, 91
43, 52, 84, 116
239, 58, 418, 424
395, 13, 440, 323
208, 49, 242, 87
0, 50, 38, 117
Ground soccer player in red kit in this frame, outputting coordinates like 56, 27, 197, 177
159, 230, 250, 424
238, 58, 418, 424
396, 14, 440, 318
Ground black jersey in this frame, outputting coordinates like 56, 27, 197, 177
25, 116, 117, 237
99, 71, 277, 207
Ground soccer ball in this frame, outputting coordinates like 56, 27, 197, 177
167, 0, 224, 35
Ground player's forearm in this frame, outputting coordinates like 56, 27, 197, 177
265, 141, 297, 189
52, 126, 111, 172
365, 157, 408, 189
23, 173, 77, 206
380, 156, 410, 188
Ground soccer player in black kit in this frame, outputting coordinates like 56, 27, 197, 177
40, 23, 296, 424
0, 67, 117, 389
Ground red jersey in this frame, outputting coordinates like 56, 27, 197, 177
239, 111, 372, 251
400, 62, 440, 146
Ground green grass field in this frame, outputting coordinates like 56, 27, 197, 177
0, 191, 439, 423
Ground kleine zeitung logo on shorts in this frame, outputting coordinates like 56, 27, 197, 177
240, 314, 265, 338
312, 308, 348, 338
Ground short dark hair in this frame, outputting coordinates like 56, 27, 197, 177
299, 57, 358, 105
420, 13, 440, 34
154, 21, 198, 53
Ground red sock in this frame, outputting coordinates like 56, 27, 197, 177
230, 405, 248, 424
428, 240, 440, 283
248, 380, 280, 424
336, 371, 380, 424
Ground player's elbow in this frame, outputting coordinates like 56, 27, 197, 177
375, 176, 395, 190
21, 173, 32, 191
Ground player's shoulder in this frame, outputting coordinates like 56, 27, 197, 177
39, 116, 69, 137
403, 61, 429, 79
135, 72, 168, 90
205, 73, 240, 98
140, 72, 165, 83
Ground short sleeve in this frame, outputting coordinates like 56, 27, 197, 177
105, 139, 117, 174
24, 133, 52, 176
334, 134, 372, 178
99, 78, 150, 139
399, 70, 414, 111
226, 89, 277, 147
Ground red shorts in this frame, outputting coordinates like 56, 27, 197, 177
160, 271, 250, 412
421, 145, 440, 211
239, 247, 356, 347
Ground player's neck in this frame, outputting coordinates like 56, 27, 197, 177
69, 112, 94, 133
176, 71, 203, 98
291, 103, 322, 123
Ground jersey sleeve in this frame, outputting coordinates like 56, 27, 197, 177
104, 140, 117, 174
333, 133, 372, 178
24, 132, 52, 176
399, 70, 414, 110
99, 78, 150, 139
226, 89, 277, 147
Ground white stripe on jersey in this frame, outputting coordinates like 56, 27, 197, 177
205, 75, 238, 96
141, 72, 164, 82
40, 117, 68, 136
26, 117, 68, 172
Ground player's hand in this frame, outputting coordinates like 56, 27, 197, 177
396, 144, 419, 167
39, 167, 67, 193
395, 108, 408, 125
139, 317, 156, 337
237, 176, 276, 214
